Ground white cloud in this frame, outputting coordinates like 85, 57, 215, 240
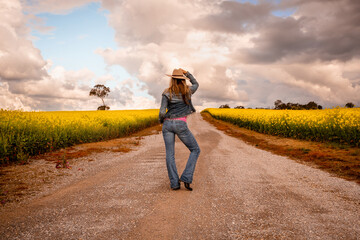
0, 0, 48, 81
0, 61, 157, 111
2, 0, 360, 111
97, 0, 360, 108
0, 82, 32, 111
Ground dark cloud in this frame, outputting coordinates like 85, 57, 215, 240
244, 0, 360, 63
195, 0, 360, 64
194, 1, 272, 33
239, 17, 315, 63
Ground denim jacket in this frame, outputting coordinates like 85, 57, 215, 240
159, 72, 199, 123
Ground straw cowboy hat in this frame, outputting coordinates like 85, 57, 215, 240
166, 69, 188, 80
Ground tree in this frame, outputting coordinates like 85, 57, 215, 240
278, 103, 287, 110
274, 100, 283, 109
97, 105, 110, 110
234, 106, 244, 109
345, 102, 354, 108
274, 99, 321, 110
305, 101, 318, 110
89, 84, 110, 110
219, 104, 230, 108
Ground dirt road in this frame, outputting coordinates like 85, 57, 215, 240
1, 113, 359, 239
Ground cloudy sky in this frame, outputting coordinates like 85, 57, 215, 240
1, 0, 359, 111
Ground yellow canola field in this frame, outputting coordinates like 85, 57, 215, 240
0, 109, 159, 163
203, 108, 360, 147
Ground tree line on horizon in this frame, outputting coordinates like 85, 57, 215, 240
89, 84, 357, 111
219, 100, 356, 110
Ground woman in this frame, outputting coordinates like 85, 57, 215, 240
159, 68, 201, 191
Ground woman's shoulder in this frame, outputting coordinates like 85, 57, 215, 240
162, 89, 170, 97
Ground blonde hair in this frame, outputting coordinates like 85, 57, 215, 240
165, 78, 191, 104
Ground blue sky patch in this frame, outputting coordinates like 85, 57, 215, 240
31, 2, 128, 85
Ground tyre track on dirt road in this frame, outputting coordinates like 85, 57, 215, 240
1, 113, 359, 239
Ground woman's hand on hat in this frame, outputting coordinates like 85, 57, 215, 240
179, 68, 187, 74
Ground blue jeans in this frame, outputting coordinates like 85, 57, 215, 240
162, 120, 201, 189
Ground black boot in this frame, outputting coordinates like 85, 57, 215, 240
172, 181, 181, 190
184, 182, 193, 191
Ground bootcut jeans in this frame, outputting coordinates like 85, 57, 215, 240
162, 119, 201, 189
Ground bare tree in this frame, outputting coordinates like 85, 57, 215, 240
89, 84, 110, 110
